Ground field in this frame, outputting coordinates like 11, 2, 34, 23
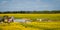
0, 14, 60, 20
0, 22, 60, 30
0, 14, 60, 30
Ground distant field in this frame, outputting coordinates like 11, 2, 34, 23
0, 14, 60, 20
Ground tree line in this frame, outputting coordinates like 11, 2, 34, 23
0, 10, 60, 14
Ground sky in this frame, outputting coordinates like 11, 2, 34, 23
0, 0, 60, 12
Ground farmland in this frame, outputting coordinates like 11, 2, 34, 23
0, 14, 60, 20
0, 22, 60, 30
0, 14, 60, 30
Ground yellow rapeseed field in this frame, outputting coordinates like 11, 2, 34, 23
0, 14, 60, 30
0, 14, 60, 20
0, 22, 60, 30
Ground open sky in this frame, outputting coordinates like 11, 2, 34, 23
0, 0, 60, 11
